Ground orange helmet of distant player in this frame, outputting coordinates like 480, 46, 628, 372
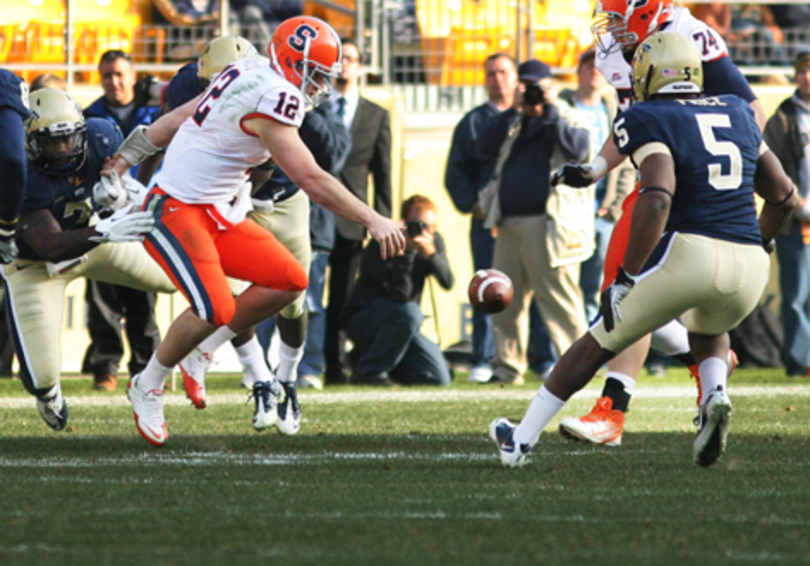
268, 16, 342, 107
592, 0, 675, 55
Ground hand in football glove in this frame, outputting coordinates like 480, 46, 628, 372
550, 163, 595, 188
92, 169, 128, 210
600, 267, 638, 333
89, 204, 155, 243
0, 233, 18, 264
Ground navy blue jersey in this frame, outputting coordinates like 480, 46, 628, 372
0, 69, 30, 117
18, 118, 123, 261
614, 95, 762, 245
0, 70, 31, 227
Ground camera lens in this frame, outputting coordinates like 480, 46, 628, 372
524, 84, 544, 105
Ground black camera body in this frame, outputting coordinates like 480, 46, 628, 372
406, 219, 428, 237
523, 83, 545, 106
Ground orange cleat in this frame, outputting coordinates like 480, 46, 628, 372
558, 396, 625, 446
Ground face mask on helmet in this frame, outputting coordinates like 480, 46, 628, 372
592, 0, 674, 55
26, 88, 88, 176
632, 31, 703, 103
268, 16, 343, 108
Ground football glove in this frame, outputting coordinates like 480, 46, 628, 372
600, 267, 638, 333
551, 163, 595, 188
0, 230, 18, 264
89, 204, 155, 243
92, 170, 129, 210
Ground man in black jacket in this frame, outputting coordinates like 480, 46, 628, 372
476, 59, 590, 385
342, 195, 453, 386
763, 49, 810, 376
324, 37, 393, 385
445, 52, 557, 384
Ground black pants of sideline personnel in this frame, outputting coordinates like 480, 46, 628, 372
82, 281, 161, 379
324, 232, 364, 385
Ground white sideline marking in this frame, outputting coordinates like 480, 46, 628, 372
0, 385, 808, 409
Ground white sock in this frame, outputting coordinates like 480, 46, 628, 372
513, 385, 566, 446
276, 341, 304, 384
199, 326, 238, 355
236, 335, 272, 385
698, 357, 728, 405
650, 320, 691, 356
138, 355, 172, 391
606, 371, 636, 395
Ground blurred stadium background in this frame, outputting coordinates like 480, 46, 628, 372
1, 0, 802, 373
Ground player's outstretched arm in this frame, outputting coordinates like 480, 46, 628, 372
246, 116, 406, 259
107, 94, 202, 176
756, 149, 798, 245
551, 134, 626, 188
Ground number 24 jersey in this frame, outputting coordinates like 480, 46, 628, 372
155, 57, 305, 205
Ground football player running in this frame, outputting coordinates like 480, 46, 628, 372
110, 16, 405, 447
0, 70, 29, 264
552, 0, 767, 446
159, 34, 350, 437
491, 31, 796, 468
2, 88, 170, 431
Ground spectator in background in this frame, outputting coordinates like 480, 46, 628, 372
770, 5, 810, 62
693, 3, 731, 38
341, 195, 453, 386
476, 59, 591, 385
763, 50, 810, 377
30, 73, 66, 92
230, 1, 303, 48
444, 52, 557, 383
324, 37, 393, 385
83, 49, 162, 392
559, 49, 634, 324
152, 0, 219, 60
727, 5, 784, 65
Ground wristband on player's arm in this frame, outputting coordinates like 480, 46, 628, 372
118, 125, 162, 166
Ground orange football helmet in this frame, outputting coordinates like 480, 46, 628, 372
268, 16, 342, 107
592, 0, 674, 54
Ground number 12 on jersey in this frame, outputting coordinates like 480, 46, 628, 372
193, 67, 241, 126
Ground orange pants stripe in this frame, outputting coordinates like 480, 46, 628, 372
601, 186, 639, 292
143, 188, 308, 326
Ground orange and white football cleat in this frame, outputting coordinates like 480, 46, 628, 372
179, 347, 213, 409
558, 396, 625, 446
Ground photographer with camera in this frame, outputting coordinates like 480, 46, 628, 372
340, 195, 454, 386
475, 59, 591, 385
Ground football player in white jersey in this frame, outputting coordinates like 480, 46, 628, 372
161, 34, 348, 437
551, 0, 769, 446
109, 16, 405, 447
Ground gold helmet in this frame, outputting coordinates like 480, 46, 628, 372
197, 35, 258, 87
25, 87, 88, 175
632, 31, 703, 103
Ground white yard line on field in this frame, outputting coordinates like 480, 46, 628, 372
0, 384, 808, 409
0, 384, 808, 408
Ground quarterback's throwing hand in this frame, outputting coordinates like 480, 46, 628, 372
551, 163, 594, 188
369, 215, 407, 259
600, 267, 638, 333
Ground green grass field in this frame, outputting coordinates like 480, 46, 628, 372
1, 368, 809, 566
